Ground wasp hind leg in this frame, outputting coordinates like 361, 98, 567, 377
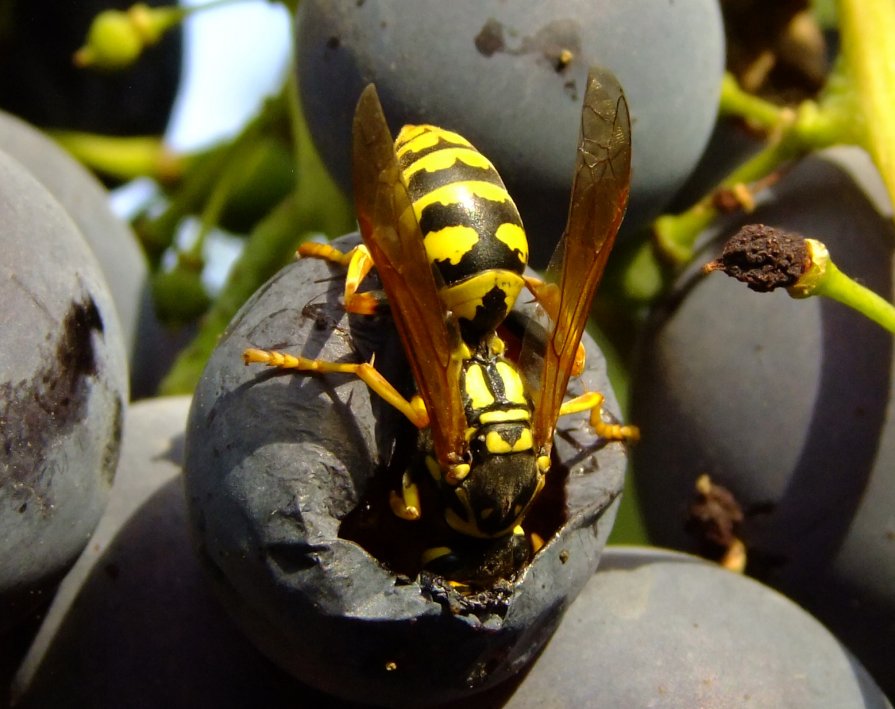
298, 242, 386, 315
558, 391, 640, 443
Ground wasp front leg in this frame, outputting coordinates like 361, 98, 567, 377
389, 470, 422, 521
558, 391, 640, 443
297, 242, 386, 316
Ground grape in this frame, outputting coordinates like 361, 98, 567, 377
476, 547, 891, 707
12, 475, 891, 707
182, 233, 629, 705
0, 148, 127, 632
296, 0, 724, 260
11, 397, 335, 707
631, 146, 895, 696
0, 109, 168, 398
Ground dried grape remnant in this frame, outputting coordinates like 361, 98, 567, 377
703, 224, 810, 292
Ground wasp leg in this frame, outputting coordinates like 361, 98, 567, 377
389, 470, 422, 521
243, 348, 430, 429
522, 275, 586, 376
558, 391, 640, 443
298, 242, 385, 315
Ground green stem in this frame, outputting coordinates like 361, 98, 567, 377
787, 238, 895, 334
49, 132, 184, 182
653, 128, 805, 265
837, 0, 895, 209
138, 93, 289, 262
718, 72, 787, 129
611, 1, 895, 315
186, 111, 270, 261
634, 0, 895, 292
158, 195, 304, 394
814, 262, 895, 334
654, 77, 862, 269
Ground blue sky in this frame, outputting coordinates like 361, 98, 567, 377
167, 0, 291, 151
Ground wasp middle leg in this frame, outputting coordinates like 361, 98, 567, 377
558, 390, 640, 443
297, 242, 386, 316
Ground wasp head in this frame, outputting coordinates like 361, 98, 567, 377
443, 449, 544, 539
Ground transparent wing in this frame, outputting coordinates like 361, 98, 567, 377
529, 67, 632, 450
352, 85, 468, 468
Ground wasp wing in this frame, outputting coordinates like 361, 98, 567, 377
529, 68, 632, 450
352, 85, 468, 468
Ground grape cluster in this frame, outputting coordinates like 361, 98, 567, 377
3, 1, 893, 706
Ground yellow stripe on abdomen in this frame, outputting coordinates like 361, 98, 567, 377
395, 125, 472, 159
423, 225, 480, 267
411, 180, 513, 216
402, 147, 494, 181
463, 362, 496, 412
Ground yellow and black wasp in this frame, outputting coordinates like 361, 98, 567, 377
244, 67, 636, 583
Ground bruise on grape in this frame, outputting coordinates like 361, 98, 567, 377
1, 295, 120, 512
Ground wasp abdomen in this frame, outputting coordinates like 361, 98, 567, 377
395, 125, 529, 340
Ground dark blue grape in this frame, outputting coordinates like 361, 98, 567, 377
0, 109, 169, 398
182, 233, 629, 705
631, 147, 895, 696
297, 0, 724, 260
0, 147, 127, 633
480, 547, 890, 707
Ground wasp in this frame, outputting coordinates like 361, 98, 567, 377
244, 67, 636, 582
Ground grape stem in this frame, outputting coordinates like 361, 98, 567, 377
625, 0, 895, 304
653, 67, 850, 267
838, 0, 895, 210
792, 239, 895, 335
49, 132, 185, 183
